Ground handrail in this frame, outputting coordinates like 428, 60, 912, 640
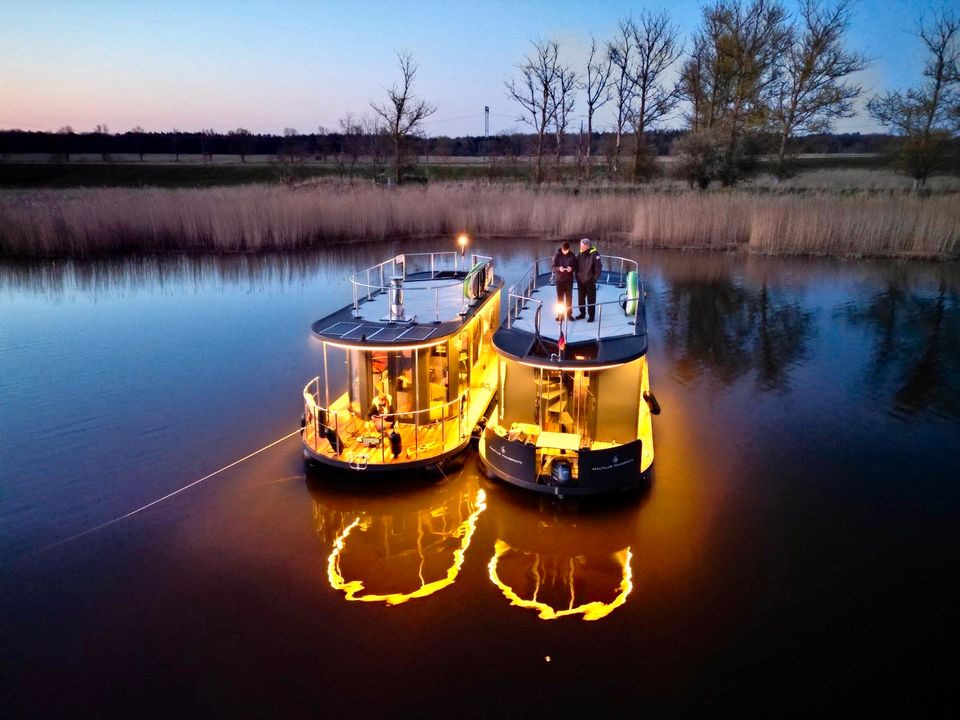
303, 378, 472, 463
350, 251, 495, 322
506, 255, 645, 340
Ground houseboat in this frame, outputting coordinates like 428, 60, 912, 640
478, 254, 659, 496
302, 242, 503, 474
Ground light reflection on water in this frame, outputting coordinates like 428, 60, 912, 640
2, 245, 960, 714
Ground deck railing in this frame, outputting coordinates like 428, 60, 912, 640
303, 377, 471, 468
506, 255, 646, 341
350, 251, 494, 323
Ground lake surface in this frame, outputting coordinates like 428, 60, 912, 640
2, 242, 959, 715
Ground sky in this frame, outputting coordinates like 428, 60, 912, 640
0, 0, 953, 137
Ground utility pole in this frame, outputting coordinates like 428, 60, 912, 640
484, 105, 490, 163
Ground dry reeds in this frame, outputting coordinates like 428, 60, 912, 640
1, 181, 957, 259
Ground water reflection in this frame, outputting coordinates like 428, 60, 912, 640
484, 487, 640, 621
658, 276, 814, 392
840, 278, 960, 420
310, 472, 486, 605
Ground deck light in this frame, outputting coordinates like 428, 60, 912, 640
457, 233, 469, 256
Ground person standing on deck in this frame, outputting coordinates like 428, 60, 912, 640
551, 241, 576, 320
575, 238, 602, 322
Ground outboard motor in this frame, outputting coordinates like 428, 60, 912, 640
551, 458, 572, 484
389, 276, 404, 321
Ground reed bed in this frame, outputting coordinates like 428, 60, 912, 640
1, 182, 957, 259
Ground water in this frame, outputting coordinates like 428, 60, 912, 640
2, 243, 959, 714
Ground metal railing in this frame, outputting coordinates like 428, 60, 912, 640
303, 377, 471, 467
506, 255, 646, 341
350, 251, 494, 323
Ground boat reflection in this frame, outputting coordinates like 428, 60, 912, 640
484, 485, 641, 620
309, 471, 486, 605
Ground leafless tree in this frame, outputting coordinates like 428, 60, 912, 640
371, 51, 438, 185
337, 112, 363, 178
94, 123, 110, 162
57, 125, 73, 163
506, 39, 562, 183
128, 126, 147, 161
360, 116, 389, 176
583, 33, 613, 173
549, 64, 579, 176
868, 10, 960, 187
771, 0, 867, 179
229, 128, 253, 162
607, 20, 636, 177
627, 10, 682, 182
681, 0, 791, 185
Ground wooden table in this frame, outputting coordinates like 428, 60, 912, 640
536, 430, 581, 452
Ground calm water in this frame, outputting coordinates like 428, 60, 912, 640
2, 242, 959, 715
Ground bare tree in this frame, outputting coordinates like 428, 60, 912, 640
549, 64, 579, 177
868, 10, 960, 187
506, 39, 561, 184
627, 10, 683, 182
771, 0, 867, 179
94, 123, 110, 162
128, 126, 147, 161
371, 51, 438, 185
337, 112, 363, 179
171, 128, 181, 162
361, 116, 389, 176
229, 128, 253, 162
607, 20, 636, 177
57, 125, 73, 163
583, 33, 613, 173
681, 0, 791, 185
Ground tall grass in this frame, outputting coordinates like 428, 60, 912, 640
1, 181, 957, 259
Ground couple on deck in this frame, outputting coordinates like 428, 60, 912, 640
551, 238, 602, 322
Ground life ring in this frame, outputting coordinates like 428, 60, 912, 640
623, 270, 639, 316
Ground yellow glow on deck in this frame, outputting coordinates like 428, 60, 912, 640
487, 540, 633, 621
326, 489, 487, 605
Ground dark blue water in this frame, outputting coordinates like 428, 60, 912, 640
2, 244, 959, 715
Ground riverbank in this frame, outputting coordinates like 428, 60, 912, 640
1, 180, 958, 260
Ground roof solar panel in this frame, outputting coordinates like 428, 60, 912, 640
398, 325, 436, 341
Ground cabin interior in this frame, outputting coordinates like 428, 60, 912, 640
304, 297, 500, 466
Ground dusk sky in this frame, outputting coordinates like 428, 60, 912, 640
0, 0, 951, 136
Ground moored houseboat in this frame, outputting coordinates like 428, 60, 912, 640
478, 253, 659, 496
302, 243, 503, 474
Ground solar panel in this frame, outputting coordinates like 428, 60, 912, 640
319, 322, 362, 338
398, 325, 436, 341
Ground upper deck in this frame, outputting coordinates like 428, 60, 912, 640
312, 251, 504, 348
493, 255, 648, 368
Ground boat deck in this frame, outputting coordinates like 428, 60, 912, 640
313, 272, 504, 347
510, 279, 639, 343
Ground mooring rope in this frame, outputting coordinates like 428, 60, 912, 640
42, 428, 302, 552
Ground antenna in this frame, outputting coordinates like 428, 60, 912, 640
484, 106, 489, 137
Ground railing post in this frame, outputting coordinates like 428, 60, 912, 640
435, 289, 440, 323
597, 303, 603, 342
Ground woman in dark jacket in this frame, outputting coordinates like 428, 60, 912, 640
551, 241, 576, 320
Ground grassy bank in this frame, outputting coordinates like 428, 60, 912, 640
0, 154, 895, 189
1, 181, 957, 260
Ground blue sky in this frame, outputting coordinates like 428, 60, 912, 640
0, 0, 951, 136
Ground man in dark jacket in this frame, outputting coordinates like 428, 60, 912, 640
551, 241, 576, 320
575, 238, 602, 321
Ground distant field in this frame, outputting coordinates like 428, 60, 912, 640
0, 153, 897, 188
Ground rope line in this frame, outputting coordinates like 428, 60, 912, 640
42, 428, 301, 552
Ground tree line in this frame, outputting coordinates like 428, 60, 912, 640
2, 1, 956, 188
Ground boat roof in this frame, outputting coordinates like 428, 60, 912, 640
312, 252, 503, 349
493, 257, 648, 368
